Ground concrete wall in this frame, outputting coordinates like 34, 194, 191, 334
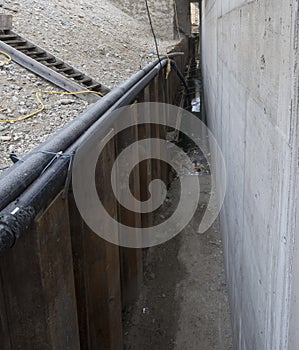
201, 0, 299, 349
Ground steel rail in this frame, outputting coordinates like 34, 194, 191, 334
0, 39, 101, 103
0, 30, 110, 100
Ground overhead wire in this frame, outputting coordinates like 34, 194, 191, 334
144, 0, 162, 70
173, 0, 181, 40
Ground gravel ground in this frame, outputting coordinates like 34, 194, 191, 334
0, 64, 89, 171
0, 0, 178, 171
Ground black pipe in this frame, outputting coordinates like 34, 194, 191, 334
0, 53, 184, 212
170, 60, 188, 91
0, 56, 175, 255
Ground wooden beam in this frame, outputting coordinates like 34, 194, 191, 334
0, 194, 80, 350
69, 132, 123, 350
117, 112, 143, 309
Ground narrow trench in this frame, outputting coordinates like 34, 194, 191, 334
123, 46, 233, 349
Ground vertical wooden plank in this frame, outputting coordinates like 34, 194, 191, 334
83, 227, 122, 350
165, 66, 171, 105
170, 65, 176, 104
89, 132, 122, 350
37, 196, 81, 350
148, 79, 158, 184
117, 110, 143, 309
120, 245, 142, 309
0, 195, 80, 350
69, 131, 123, 350
0, 276, 11, 350
153, 76, 163, 179
158, 70, 170, 188
158, 69, 166, 104
68, 193, 90, 350
151, 77, 163, 201
140, 86, 153, 229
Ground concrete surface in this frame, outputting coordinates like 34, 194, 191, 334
124, 175, 232, 349
201, 0, 299, 349
174, 175, 232, 350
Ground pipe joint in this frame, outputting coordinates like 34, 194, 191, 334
0, 206, 35, 254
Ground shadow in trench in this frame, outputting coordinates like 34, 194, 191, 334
123, 171, 232, 350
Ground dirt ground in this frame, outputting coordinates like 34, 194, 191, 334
0, 0, 178, 170
123, 173, 233, 349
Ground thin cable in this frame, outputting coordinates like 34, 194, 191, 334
0, 50, 12, 65
144, 0, 162, 69
0, 50, 104, 123
0, 90, 104, 123
173, 0, 181, 40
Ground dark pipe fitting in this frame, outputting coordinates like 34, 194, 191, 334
0, 205, 35, 254
0, 224, 15, 253
171, 60, 189, 91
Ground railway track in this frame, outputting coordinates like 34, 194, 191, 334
0, 29, 110, 103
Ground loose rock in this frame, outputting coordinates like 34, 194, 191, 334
0, 0, 178, 172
